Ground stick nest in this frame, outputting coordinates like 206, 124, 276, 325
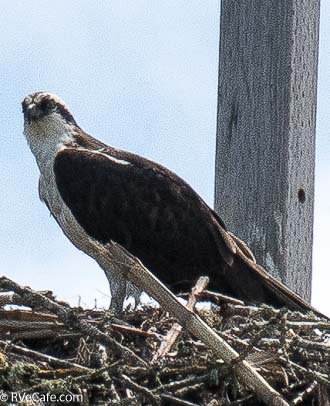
0, 276, 329, 405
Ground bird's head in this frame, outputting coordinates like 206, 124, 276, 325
22, 92, 77, 127
22, 92, 79, 160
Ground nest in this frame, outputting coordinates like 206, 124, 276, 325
0, 276, 329, 405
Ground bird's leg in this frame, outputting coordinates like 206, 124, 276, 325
126, 282, 142, 309
104, 270, 127, 315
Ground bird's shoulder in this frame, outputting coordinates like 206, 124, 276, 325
54, 131, 237, 263
56, 131, 203, 203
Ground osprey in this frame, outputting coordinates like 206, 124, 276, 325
22, 92, 315, 314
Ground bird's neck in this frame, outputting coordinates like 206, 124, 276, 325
24, 116, 76, 172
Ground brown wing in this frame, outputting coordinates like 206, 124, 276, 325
54, 147, 236, 292
54, 145, 323, 316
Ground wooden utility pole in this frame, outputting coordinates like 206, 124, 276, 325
215, 1, 320, 301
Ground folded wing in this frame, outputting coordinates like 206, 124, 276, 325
53, 146, 319, 315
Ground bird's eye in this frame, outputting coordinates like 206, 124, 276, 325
40, 98, 55, 113
40, 99, 49, 112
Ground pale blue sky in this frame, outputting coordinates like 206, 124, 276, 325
0, 2, 329, 314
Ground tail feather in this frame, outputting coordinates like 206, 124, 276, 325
210, 210, 325, 318
232, 244, 326, 318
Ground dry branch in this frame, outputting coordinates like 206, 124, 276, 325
153, 276, 209, 361
100, 241, 291, 406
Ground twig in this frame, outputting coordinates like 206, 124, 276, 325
286, 321, 330, 331
161, 394, 200, 405
174, 383, 205, 397
2, 329, 77, 341
0, 309, 57, 321
153, 374, 208, 394
22, 360, 121, 394
153, 276, 209, 361
222, 304, 325, 322
0, 320, 62, 330
110, 323, 156, 337
121, 374, 160, 405
0, 340, 92, 372
197, 290, 245, 306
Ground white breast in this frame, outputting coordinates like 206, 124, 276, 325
24, 116, 92, 256
38, 146, 99, 257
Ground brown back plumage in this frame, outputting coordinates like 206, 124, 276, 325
53, 130, 322, 316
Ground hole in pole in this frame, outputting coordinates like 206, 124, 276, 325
298, 188, 306, 203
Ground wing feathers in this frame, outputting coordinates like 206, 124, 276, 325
53, 144, 322, 316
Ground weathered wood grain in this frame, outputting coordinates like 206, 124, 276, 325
215, 0, 320, 301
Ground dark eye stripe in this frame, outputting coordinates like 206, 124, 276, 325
40, 99, 49, 112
